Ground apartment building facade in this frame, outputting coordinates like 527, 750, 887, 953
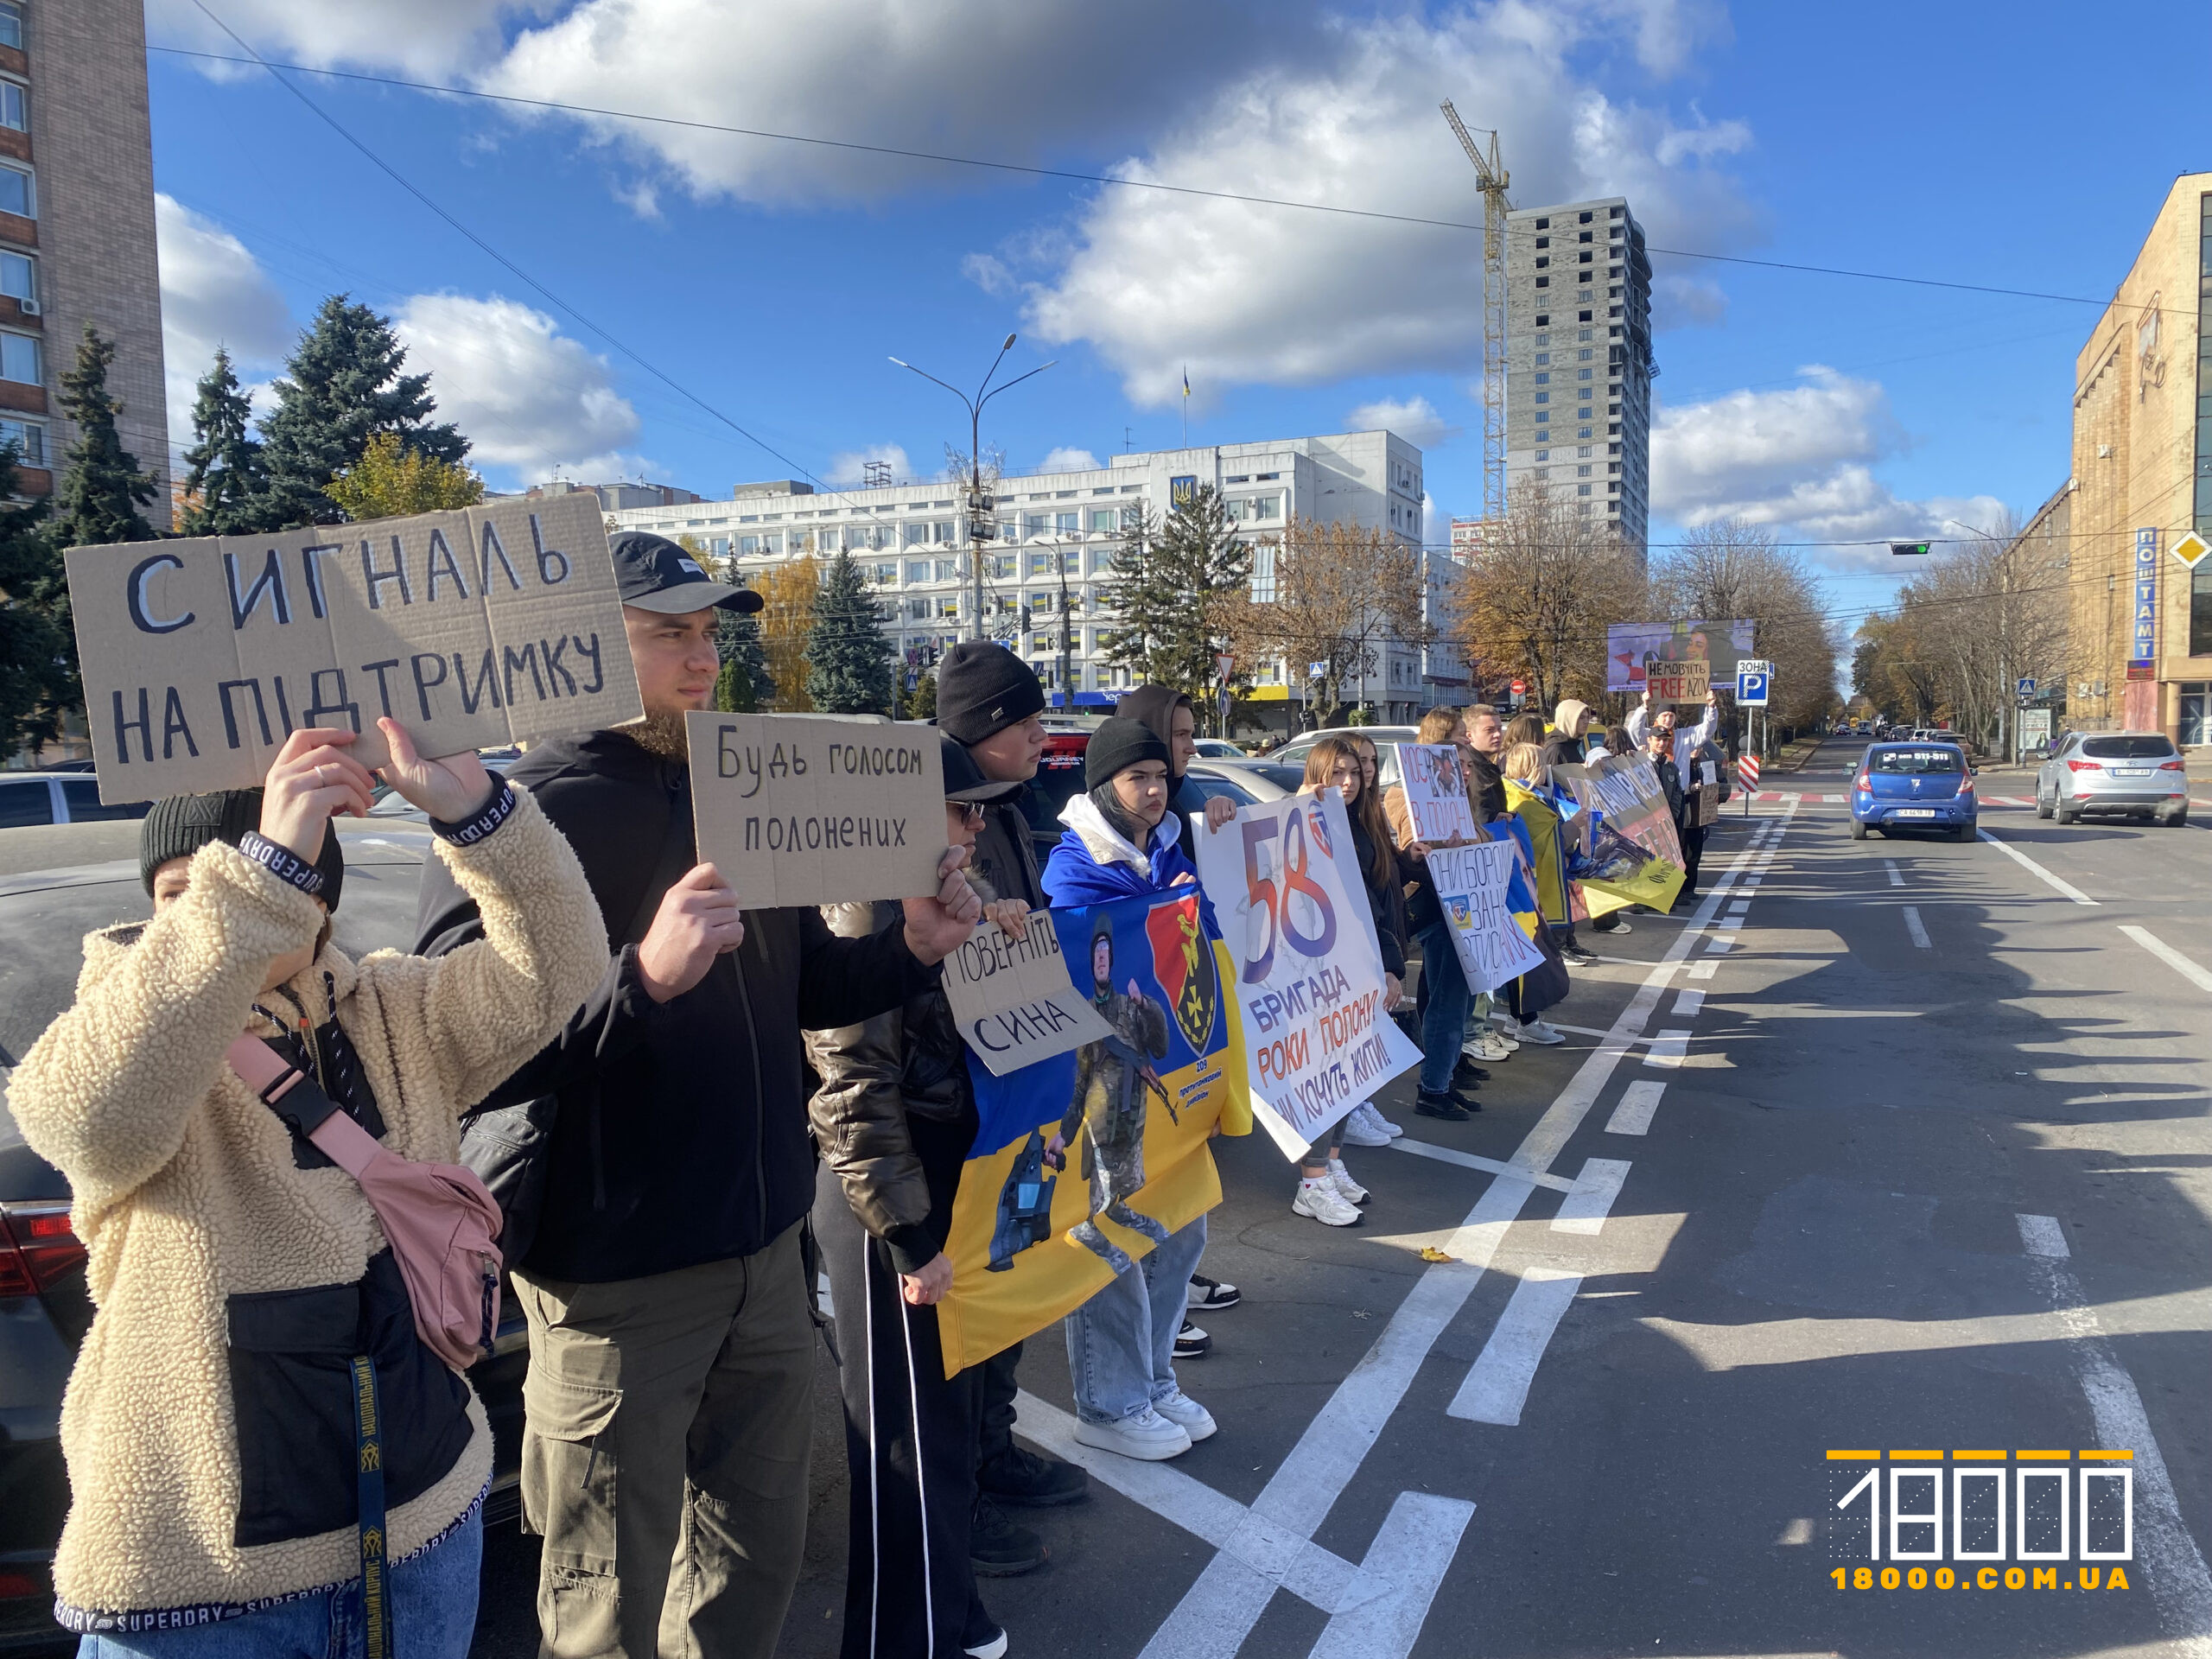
605, 429, 1456, 720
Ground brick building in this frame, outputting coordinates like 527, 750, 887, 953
0, 0, 168, 508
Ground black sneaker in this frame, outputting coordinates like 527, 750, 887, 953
1415, 1090, 1471, 1122
1173, 1319, 1211, 1359
1187, 1273, 1241, 1311
977, 1443, 1090, 1509
971, 1495, 1046, 1578
1452, 1057, 1490, 1085
1560, 944, 1599, 967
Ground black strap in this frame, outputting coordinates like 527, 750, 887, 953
620, 770, 699, 949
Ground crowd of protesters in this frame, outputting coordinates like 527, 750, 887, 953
12, 527, 1716, 1659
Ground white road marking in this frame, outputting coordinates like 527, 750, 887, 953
1672, 988, 1704, 1017
1822, 793, 1844, 803
2024, 1258, 2212, 1654
1704, 936, 1733, 955
1446, 1268, 1585, 1426
2015, 1214, 2069, 1258
1389, 1137, 1577, 1193
1133, 816, 1790, 1659
1883, 859, 1903, 887
1306, 1491, 1478, 1659
1976, 826, 2098, 905
1686, 958, 1718, 982
1552, 1157, 1631, 1235
1642, 1029, 1691, 1068
2119, 925, 2212, 994
1605, 1080, 1666, 1135
1901, 906, 1930, 949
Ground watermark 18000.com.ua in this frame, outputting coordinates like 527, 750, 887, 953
1825, 1448, 2134, 1592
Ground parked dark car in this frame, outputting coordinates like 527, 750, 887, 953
0, 774, 154, 830
0, 821, 529, 1651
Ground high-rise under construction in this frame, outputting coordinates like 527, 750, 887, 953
1503, 196, 1654, 562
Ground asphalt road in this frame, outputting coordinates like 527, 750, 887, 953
472, 737, 2212, 1659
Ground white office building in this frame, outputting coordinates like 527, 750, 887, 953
604, 429, 1459, 720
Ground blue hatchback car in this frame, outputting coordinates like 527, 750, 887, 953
1850, 742, 1977, 841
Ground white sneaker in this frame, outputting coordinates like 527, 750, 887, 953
1326, 1157, 1369, 1205
1294, 1177, 1361, 1226
1339, 1105, 1392, 1147
1488, 1018, 1522, 1050
1151, 1386, 1217, 1442
1463, 1031, 1511, 1062
1073, 1404, 1192, 1461
1359, 1101, 1405, 1139
1517, 1018, 1566, 1046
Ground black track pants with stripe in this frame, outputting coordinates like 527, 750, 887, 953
816, 1164, 985, 1659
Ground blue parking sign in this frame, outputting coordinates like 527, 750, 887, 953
1736, 668, 1770, 706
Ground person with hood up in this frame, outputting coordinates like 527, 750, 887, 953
13, 719, 607, 1658
804, 734, 1038, 1659
1041, 718, 1221, 1463
1114, 686, 1243, 1329
1626, 688, 1719, 911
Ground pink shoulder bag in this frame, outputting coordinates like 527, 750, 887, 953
226, 1036, 505, 1371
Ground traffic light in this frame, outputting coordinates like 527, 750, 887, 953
1890, 541, 1930, 556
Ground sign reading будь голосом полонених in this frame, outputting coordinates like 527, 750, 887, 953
66, 494, 642, 802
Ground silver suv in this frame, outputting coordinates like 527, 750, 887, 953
2035, 731, 2189, 826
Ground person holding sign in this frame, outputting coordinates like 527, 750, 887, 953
1625, 686, 1718, 911
1381, 708, 1486, 1121
804, 735, 1033, 1659
11, 721, 607, 1658
1336, 734, 1410, 1145
1041, 718, 1224, 1462
412, 533, 983, 1659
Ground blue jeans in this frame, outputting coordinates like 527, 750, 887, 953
1415, 918, 1471, 1094
1065, 1214, 1207, 1424
77, 1506, 481, 1659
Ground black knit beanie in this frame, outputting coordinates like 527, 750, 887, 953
139, 787, 346, 910
1084, 716, 1171, 790
937, 643, 1046, 745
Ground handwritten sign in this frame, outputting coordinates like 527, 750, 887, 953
1193, 791, 1421, 1159
1395, 742, 1479, 843
942, 911, 1112, 1076
64, 494, 642, 802
685, 711, 945, 907
1427, 841, 1547, 995
1648, 658, 1710, 705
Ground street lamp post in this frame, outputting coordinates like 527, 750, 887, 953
889, 336, 1055, 648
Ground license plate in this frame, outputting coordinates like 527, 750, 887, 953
2113, 767, 2148, 778
1897, 808, 1937, 818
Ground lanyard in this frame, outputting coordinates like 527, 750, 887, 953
350, 1354, 391, 1659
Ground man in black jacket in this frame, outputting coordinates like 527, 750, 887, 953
415, 533, 981, 1659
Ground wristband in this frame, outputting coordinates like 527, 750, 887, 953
238, 831, 326, 899
432, 780, 517, 847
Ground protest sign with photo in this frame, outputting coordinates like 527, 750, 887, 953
936, 888, 1236, 1376
1394, 741, 1480, 843
1427, 840, 1548, 995
1566, 751, 1687, 913
65, 494, 644, 802
684, 711, 945, 908
1604, 619, 1754, 693
1194, 790, 1421, 1159
941, 910, 1112, 1076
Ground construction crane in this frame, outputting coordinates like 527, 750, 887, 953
1440, 100, 1510, 523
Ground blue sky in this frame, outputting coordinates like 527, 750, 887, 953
144, 0, 2206, 635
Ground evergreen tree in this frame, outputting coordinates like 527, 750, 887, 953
714, 580, 772, 712
1097, 490, 1247, 699
256, 296, 467, 527
51, 325, 159, 550
0, 443, 69, 756
893, 663, 937, 721
804, 548, 894, 714
178, 348, 272, 534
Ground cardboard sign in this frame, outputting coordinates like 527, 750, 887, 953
685, 711, 945, 907
1193, 790, 1421, 1159
1395, 742, 1479, 843
1647, 658, 1710, 705
1427, 840, 1547, 995
942, 911, 1112, 1077
66, 494, 642, 802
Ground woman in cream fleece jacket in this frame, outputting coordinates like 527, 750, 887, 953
11, 721, 607, 1656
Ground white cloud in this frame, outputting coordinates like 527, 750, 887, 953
1345, 395, 1457, 450
1039, 447, 1101, 473
1653, 272, 1728, 327
146, 0, 545, 81
824, 443, 912, 486
1013, 9, 1758, 405
155, 194, 296, 442
1650, 366, 2005, 564
391, 294, 639, 482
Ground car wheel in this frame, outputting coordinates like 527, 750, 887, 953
2159, 809, 2188, 828
1955, 823, 1975, 842
2035, 787, 2052, 820
2054, 797, 2080, 824
1849, 817, 1868, 840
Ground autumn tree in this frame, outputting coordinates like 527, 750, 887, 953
1648, 518, 1840, 734
755, 555, 819, 712
1098, 490, 1246, 703
1451, 479, 1645, 712
1214, 517, 1430, 719
323, 431, 484, 520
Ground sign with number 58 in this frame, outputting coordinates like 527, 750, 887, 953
1193, 790, 1421, 1157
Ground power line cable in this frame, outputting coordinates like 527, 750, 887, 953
177, 5, 823, 487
